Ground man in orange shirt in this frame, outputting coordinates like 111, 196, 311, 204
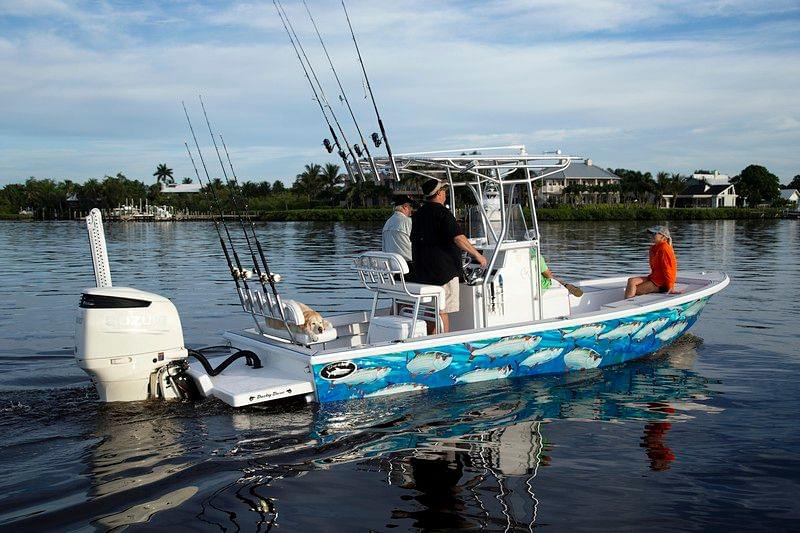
625, 225, 677, 299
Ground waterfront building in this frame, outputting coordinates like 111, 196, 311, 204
662, 182, 737, 208
536, 160, 621, 205
780, 189, 799, 210
161, 182, 202, 194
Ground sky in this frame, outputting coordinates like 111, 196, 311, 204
1, 0, 799, 186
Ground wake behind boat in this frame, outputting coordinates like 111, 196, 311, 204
74, 148, 728, 407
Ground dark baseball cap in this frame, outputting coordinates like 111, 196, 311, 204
393, 194, 417, 208
422, 179, 448, 198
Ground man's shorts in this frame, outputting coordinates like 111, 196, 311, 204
442, 276, 460, 313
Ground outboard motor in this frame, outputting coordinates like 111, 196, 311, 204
75, 209, 188, 402
76, 287, 187, 401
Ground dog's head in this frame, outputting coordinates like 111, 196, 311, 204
302, 316, 332, 340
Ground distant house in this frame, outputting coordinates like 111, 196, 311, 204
663, 182, 737, 208
781, 189, 800, 211
388, 179, 420, 196
689, 171, 730, 186
161, 182, 202, 194
537, 159, 621, 204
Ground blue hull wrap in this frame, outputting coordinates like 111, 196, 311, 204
312, 298, 709, 403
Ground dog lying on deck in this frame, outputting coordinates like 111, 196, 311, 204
266, 300, 332, 342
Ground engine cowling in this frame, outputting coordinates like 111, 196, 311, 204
75, 286, 187, 402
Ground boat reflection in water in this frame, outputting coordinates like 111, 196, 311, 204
300, 334, 720, 530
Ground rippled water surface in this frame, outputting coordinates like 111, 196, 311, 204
1, 219, 798, 530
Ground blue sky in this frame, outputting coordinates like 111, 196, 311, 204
1, 0, 799, 186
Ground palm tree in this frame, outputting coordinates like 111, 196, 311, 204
182, 177, 193, 184
293, 163, 323, 203
319, 163, 344, 205
669, 173, 686, 204
656, 171, 671, 207
153, 163, 173, 187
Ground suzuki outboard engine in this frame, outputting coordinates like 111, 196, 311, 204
75, 209, 188, 402
75, 286, 188, 401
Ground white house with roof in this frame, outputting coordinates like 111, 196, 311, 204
662, 182, 737, 208
661, 170, 737, 208
537, 159, 621, 204
781, 189, 799, 210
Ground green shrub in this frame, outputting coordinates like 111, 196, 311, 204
530, 206, 783, 221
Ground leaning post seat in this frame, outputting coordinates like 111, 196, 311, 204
354, 252, 444, 339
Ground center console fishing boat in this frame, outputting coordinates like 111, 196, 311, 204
74, 147, 729, 407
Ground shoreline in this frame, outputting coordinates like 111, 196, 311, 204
3, 206, 790, 222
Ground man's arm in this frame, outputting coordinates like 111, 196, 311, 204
454, 234, 488, 268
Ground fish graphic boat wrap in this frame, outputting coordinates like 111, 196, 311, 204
312, 298, 711, 402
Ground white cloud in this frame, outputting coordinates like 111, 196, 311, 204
0, 0, 798, 183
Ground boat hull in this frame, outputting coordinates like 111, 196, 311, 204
312, 297, 710, 402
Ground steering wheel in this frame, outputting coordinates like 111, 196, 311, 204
461, 251, 483, 284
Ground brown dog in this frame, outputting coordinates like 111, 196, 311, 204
266, 300, 332, 342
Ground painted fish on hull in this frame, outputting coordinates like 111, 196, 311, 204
681, 299, 707, 318
562, 324, 604, 339
330, 366, 391, 388
598, 321, 644, 340
468, 335, 541, 361
655, 321, 689, 342
564, 348, 602, 370
407, 351, 452, 376
365, 383, 429, 398
520, 347, 563, 368
310, 293, 717, 403
631, 317, 670, 341
454, 365, 514, 384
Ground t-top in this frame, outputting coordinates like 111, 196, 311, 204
381, 210, 412, 262
648, 240, 677, 289
410, 201, 464, 286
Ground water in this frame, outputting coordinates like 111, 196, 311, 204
1, 219, 798, 530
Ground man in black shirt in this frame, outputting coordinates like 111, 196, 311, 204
411, 179, 487, 333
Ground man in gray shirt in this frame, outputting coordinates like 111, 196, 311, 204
382, 195, 416, 278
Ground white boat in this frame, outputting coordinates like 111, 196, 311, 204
73, 148, 728, 407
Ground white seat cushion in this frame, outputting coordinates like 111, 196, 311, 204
404, 282, 446, 300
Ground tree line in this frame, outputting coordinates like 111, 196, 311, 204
584, 165, 793, 207
0, 162, 396, 219
2, 161, 796, 219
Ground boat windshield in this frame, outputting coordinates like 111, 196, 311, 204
467, 203, 529, 243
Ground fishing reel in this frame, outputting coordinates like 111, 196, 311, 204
260, 272, 282, 283
323, 138, 334, 154
371, 132, 382, 148
232, 268, 253, 280
353, 144, 363, 157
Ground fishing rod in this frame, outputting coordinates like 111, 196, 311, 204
182, 102, 263, 333
198, 96, 297, 343
273, 0, 365, 182
219, 131, 299, 343
341, 0, 400, 181
301, 0, 380, 181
